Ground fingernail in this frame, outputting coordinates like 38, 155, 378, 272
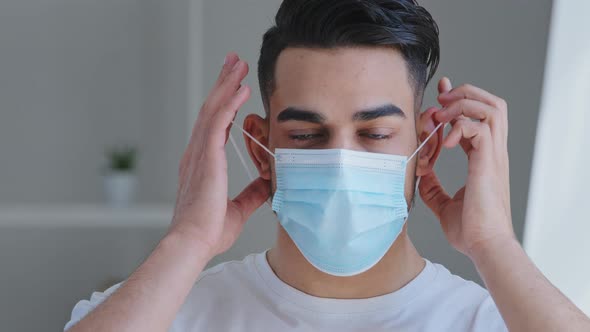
224, 54, 230, 65
232, 61, 241, 71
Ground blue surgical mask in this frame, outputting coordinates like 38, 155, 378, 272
230, 121, 443, 276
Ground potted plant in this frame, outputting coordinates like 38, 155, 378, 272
103, 145, 138, 207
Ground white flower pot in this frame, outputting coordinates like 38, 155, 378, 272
103, 172, 138, 207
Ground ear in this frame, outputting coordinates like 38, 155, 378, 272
243, 114, 272, 180
415, 107, 443, 176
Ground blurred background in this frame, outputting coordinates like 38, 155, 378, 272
1, 0, 588, 331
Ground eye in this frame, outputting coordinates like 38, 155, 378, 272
358, 128, 396, 140
289, 133, 324, 141
361, 133, 392, 140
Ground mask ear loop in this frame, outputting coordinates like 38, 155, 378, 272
229, 133, 255, 180
229, 120, 445, 211
407, 121, 447, 196
230, 120, 275, 158
228, 120, 275, 209
407, 122, 445, 162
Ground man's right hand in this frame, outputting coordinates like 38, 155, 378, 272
169, 52, 271, 260
66, 53, 271, 332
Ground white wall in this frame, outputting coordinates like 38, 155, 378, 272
0, 1, 189, 331
0, 0, 187, 204
0, 224, 167, 332
524, 0, 590, 315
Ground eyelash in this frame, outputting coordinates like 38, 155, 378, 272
289, 133, 392, 141
361, 133, 392, 140
289, 133, 323, 141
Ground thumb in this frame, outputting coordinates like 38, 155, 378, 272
418, 171, 451, 219
232, 177, 271, 223
438, 76, 453, 94
437, 77, 453, 106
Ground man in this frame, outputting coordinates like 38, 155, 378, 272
65, 0, 590, 331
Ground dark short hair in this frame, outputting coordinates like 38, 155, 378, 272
258, 0, 440, 113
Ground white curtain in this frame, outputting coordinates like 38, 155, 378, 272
524, 0, 590, 315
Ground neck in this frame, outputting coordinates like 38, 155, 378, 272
266, 224, 425, 299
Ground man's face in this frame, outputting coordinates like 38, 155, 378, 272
245, 47, 440, 204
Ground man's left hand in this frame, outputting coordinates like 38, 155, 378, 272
418, 78, 516, 259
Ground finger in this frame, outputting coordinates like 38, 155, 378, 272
198, 53, 240, 122
435, 98, 497, 124
214, 52, 240, 89
437, 78, 473, 151
438, 83, 505, 109
419, 171, 452, 219
204, 61, 249, 119
450, 117, 472, 153
443, 119, 471, 149
437, 77, 505, 149
438, 77, 453, 94
232, 177, 272, 223
224, 113, 237, 145
209, 85, 251, 148
443, 119, 490, 151
187, 58, 246, 146
224, 84, 241, 144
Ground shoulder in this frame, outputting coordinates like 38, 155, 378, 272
64, 282, 123, 331
428, 261, 489, 299
64, 253, 262, 331
424, 260, 507, 331
188, 252, 260, 295
169, 253, 264, 330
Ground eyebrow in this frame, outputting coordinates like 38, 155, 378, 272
352, 104, 406, 121
276, 103, 406, 124
277, 107, 326, 124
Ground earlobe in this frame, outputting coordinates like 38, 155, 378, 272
415, 107, 443, 177
243, 114, 272, 180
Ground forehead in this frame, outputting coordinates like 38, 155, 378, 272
270, 47, 415, 118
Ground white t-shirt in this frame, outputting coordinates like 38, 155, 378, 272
65, 251, 507, 331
